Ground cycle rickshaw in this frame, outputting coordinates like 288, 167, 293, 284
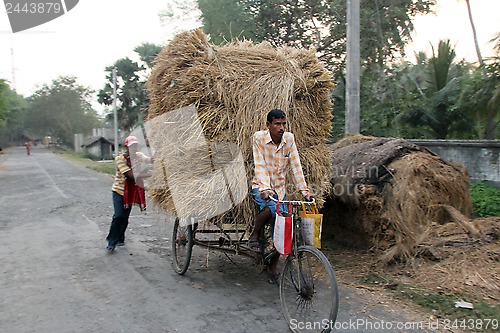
171, 195, 339, 333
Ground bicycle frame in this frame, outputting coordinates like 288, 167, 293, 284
269, 197, 317, 292
269, 196, 317, 249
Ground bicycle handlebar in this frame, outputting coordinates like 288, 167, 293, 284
269, 196, 316, 206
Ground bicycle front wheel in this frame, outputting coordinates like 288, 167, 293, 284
280, 246, 339, 333
171, 218, 193, 275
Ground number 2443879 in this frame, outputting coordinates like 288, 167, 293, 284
443, 319, 498, 330
5, 2, 62, 14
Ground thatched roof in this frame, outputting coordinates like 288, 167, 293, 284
330, 136, 426, 205
146, 29, 334, 226
81, 136, 113, 147
324, 135, 473, 263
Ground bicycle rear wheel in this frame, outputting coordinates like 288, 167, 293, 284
280, 246, 339, 333
172, 218, 193, 275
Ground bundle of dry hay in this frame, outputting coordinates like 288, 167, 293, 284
324, 135, 473, 263
415, 212, 499, 304
146, 29, 334, 227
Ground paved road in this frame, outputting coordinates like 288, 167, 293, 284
0, 146, 438, 333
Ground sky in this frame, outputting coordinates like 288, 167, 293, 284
0, 0, 201, 111
408, 0, 499, 62
0, 0, 499, 114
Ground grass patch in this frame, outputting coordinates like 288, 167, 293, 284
325, 243, 499, 331
56, 150, 115, 175
470, 182, 500, 217
360, 271, 499, 331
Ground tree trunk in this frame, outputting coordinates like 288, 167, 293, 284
485, 87, 499, 139
465, 0, 486, 78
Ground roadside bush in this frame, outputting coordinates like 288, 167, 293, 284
470, 182, 500, 217
82, 151, 99, 161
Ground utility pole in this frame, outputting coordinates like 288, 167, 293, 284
346, 0, 360, 135
113, 68, 118, 157
10, 34, 17, 91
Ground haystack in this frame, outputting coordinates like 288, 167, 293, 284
416, 213, 499, 304
324, 135, 473, 263
145, 29, 334, 227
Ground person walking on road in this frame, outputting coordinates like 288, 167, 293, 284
25, 141, 31, 155
106, 135, 152, 252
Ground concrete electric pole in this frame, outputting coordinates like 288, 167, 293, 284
346, 0, 360, 135
113, 68, 118, 157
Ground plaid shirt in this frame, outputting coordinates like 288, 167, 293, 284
252, 130, 309, 200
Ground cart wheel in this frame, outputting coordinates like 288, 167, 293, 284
172, 217, 193, 275
280, 246, 339, 333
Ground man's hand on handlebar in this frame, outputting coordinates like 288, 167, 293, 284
261, 189, 315, 202
304, 193, 315, 202
260, 189, 275, 201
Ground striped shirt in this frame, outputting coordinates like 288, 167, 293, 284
111, 152, 149, 196
252, 130, 309, 200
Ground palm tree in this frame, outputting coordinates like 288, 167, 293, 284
426, 40, 462, 138
395, 40, 466, 139
485, 33, 500, 139
461, 0, 486, 77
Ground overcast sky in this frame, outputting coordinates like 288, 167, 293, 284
0, 0, 498, 113
408, 0, 499, 62
0, 0, 200, 110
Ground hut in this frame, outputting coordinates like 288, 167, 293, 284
81, 136, 114, 160
323, 135, 474, 263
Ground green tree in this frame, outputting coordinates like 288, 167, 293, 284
0, 79, 9, 127
460, 0, 485, 77
134, 43, 163, 68
355, 39, 499, 140
457, 64, 498, 139
198, 0, 256, 44
331, 53, 432, 139
424, 40, 462, 138
387, 54, 434, 138
198, 0, 435, 76
389, 41, 473, 139
98, 43, 162, 132
197, 0, 438, 139
0, 81, 28, 143
484, 33, 500, 139
25, 76, 100, 146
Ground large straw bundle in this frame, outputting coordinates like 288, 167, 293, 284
416, 214, 499, 304
146, 29, 334, 227
324, 135, 473, 263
